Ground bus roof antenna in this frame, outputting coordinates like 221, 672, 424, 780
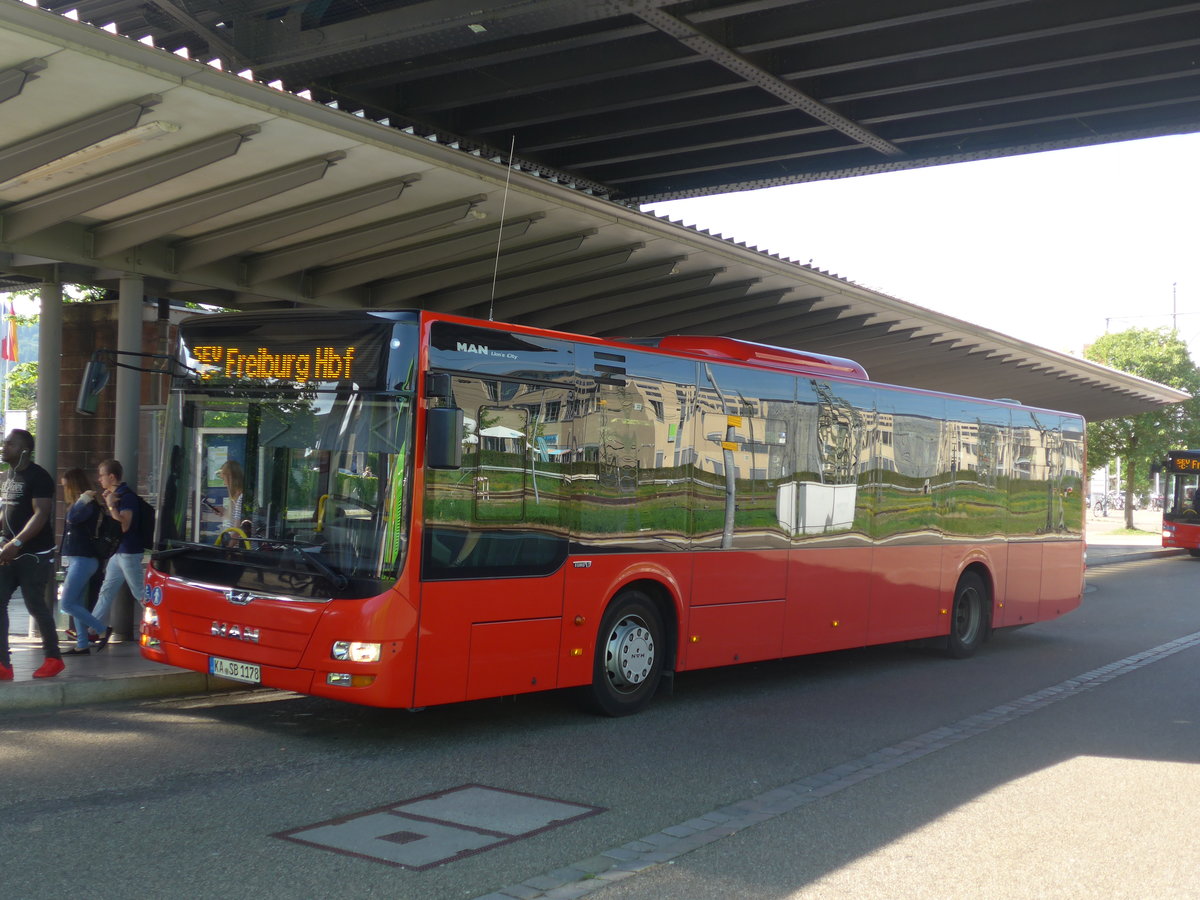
488, 135, 517, 322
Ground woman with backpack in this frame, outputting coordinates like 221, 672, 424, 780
58, 467, 110, 655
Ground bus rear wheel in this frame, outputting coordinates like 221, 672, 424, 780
587, 590, 664, 717
946, 572, 988, 659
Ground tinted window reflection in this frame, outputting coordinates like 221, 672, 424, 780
569, 349, 696, 551
420, 326, 1086, 578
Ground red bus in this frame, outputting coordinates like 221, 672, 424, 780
139, 309, 1085, 714
1160, 450, 1200, 556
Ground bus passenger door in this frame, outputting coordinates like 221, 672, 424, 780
194, 429, 246, 544
416, 386, 571, 707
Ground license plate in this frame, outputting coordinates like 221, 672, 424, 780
209, 656, 261, 684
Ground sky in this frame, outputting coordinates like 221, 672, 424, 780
643, 131, 1200, 360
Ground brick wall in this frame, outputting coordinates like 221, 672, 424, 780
57, 300, 177, 491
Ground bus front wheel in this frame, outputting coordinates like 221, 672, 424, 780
946, 572, 988, 659
587, 590, 664, 717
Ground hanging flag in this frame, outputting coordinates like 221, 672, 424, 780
1, 297, 17, 363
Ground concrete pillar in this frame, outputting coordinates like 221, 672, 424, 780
30, 282, 63, 632
36, 281, 62, 473
115, 273, 143, 488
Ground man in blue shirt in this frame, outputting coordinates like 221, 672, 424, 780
91, 458, 145, 648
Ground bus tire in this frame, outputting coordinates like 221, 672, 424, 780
1189, 549, 1200, 558
586, 590, 665, 717
946, 571, 988, 659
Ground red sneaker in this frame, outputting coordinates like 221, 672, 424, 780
33, 658, 65, 678
0, 662, 12, 681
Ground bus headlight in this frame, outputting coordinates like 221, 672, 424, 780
332, 641, 381, 662
142, 607, 159, 627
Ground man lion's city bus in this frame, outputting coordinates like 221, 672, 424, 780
1160, 449, 1200, 556
139, 309, 1085, 715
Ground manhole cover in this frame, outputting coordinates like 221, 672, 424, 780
275, 784, 604, 870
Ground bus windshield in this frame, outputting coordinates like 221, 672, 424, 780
154, 387, 414, 600
1164, 451, 1200, 522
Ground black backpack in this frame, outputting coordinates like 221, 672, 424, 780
136, 495, 157, 549
91, 502, 122, 558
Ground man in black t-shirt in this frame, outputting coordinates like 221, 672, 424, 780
0, 429, 64, 679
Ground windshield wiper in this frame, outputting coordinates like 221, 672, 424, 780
153, 541, 221, 560
287, 545, 348, 590
156, 537, 348, 590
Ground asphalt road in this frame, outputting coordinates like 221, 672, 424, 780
2, 554, 1198, 900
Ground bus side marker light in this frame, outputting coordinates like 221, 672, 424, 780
574, 616, 585, 626
831, 620, 839, 627
940, 609, 949, 616
570, 648, 583, 657
690, 635, 700, 643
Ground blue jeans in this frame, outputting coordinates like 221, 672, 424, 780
60, 556, 106, 649
93, 552, 146, 629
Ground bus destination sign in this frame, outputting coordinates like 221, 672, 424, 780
192, 344, 359, 384
1168, 454, 1200, 473
180, 313, 394, 390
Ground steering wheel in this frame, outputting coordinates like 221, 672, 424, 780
215, 526, 251, 549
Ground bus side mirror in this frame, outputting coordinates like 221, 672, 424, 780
75, 359, 110, 416
426, 372, 454, 400
426, 407, 464, 470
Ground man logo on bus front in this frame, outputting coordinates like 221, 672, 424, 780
212, 621, 260, 643
225, 589, 252, 605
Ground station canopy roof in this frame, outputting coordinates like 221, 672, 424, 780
0, 0, 1193, 420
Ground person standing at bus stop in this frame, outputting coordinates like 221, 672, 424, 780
91, 459, 144, 648
58, 467, 110, 655
0, 429, 65, 679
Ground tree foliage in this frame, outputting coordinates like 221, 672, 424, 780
1085, 327, 1200, 526
6, 362, 37, 410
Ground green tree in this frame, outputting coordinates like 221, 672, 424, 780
7, 362, 37, 410
1085, 328, 1200, 528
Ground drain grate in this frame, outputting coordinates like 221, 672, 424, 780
275, 784, 604, 870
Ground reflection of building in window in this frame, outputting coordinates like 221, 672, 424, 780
975, 423, 1003, 486
1030, 412, 1066, 532
813, 380, 863, 485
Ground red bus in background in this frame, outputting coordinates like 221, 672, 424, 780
139, 309, 1086, 715
1160, 450, 1200, 556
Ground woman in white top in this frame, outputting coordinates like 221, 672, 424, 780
213, 460, 246, 531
